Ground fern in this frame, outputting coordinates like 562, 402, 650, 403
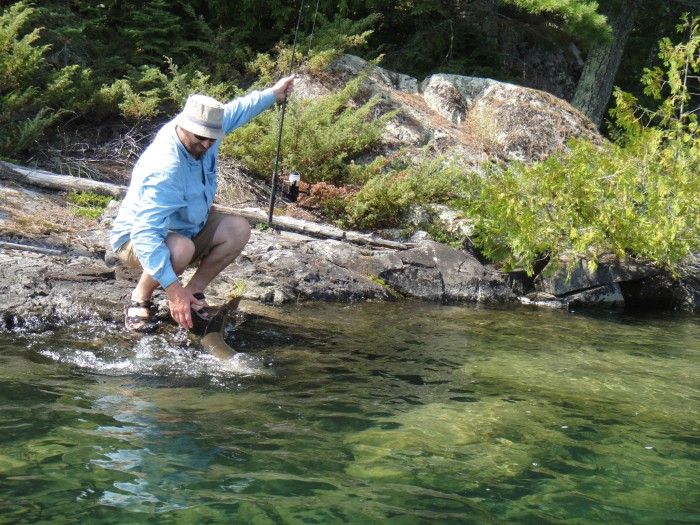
13, 107, 64, 155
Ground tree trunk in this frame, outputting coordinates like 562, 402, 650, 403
572, 0, 639, 127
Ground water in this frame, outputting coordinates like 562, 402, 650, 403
1, 301, 698, 524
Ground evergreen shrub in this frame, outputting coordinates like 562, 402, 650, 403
0, 2, 94, 157
306, 153, 463, 232
220, 68, 396, 185
100, 58, 234, 121
457, 14, 700, 275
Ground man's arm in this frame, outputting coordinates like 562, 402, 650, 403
222, 74, 297, 133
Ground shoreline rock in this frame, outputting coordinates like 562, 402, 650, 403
2, 181, 700, 334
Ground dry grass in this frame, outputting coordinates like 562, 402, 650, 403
0, 184, 95, 240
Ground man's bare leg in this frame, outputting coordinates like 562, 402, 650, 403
126, 217, 250, 330
185, 215, 251, 296
126, 233, 195, 329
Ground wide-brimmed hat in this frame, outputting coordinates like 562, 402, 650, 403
175, 94, 226, 140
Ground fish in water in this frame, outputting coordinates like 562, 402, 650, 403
201, 296, 241, 360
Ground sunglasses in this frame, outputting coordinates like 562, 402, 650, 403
193, 134, 216, 142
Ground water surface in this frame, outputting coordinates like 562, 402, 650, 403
1, 301, 698, 524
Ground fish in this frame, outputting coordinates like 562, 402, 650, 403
201, 296, 241, 360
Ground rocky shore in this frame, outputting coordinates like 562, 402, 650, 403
3, 175, 700, 335
3, 55, 700, 332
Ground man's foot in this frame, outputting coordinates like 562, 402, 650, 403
124, 299, 159, 333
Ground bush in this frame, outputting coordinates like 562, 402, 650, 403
305, 153, 463, 232
100, 58, 235, 122
0, 2, 118, 157
457, 15, 700, 275
0, 2, 64, 157
221, 66, 396, 184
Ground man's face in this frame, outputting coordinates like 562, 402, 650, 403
179, 127, 217, 159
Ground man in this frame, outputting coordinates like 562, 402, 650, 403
110, 75, 296, 332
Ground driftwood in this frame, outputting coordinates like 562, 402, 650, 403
0, 161, 127, 198
0, 161, 409, 250
0, 240, 66, 256
211, 204, 409, 249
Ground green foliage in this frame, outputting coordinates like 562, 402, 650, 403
13, 107, 65, 154
120, 0, 191, 67
501, 0, 611, 43
67, 191, 112, 220
0, 2, 101, 157
312, 153, 463, 232
247, 13, 379, 84
611, 14, 699, 136
302, 14, 380, 72
100, 58, 235, 121
221, 67, 396, 184
457, 15, 700, 275
0, 2, 47, 90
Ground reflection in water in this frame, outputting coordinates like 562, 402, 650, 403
0, 301, 698, 523
89, 388, 229, 512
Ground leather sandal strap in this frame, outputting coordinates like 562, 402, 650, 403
128, 299, 156, 312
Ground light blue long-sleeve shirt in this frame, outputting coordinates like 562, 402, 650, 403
110, 88, 276, 289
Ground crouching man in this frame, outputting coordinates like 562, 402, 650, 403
110, 75, 295, 332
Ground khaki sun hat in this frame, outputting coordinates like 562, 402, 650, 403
175, 94, 226, 140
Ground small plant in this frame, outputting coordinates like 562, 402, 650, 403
66, 191, 112, 221
229, 280, 248, 299
254, 222, 274, 232
367, 275, 387, 286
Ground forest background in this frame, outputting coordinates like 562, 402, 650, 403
1, 0, 699, 276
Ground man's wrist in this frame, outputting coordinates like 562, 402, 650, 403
165, 280, 182, 295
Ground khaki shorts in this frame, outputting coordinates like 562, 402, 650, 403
115, 212, 226, 270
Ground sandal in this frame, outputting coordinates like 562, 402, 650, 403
124, 299, 159, 333
191, 292, 214, 329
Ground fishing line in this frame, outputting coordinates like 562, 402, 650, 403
267, 0, 309, 224
306, 0, 322, 56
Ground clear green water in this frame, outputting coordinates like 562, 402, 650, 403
1, 301, 698, 524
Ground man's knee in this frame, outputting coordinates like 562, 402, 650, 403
218, 216, 251, 249
166, 233, 196, 273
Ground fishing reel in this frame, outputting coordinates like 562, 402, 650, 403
282, 171, 309, 203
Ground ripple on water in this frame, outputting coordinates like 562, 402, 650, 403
33, 320, 276, 382
4, 302, 699, 524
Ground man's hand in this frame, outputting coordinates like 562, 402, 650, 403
272, 74, 296, 102
165, 281, 204, 330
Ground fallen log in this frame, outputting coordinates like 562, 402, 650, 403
0, 161, 126, 198
212, 204, 409, 250
0, 240, 66, 256
0, 161, 409, 250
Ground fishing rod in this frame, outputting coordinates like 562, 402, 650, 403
267, 0, 307, 224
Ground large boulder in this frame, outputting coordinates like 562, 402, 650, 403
324, 55, 603, 167
210, 237, 516, 306
534, 254, 662, 296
